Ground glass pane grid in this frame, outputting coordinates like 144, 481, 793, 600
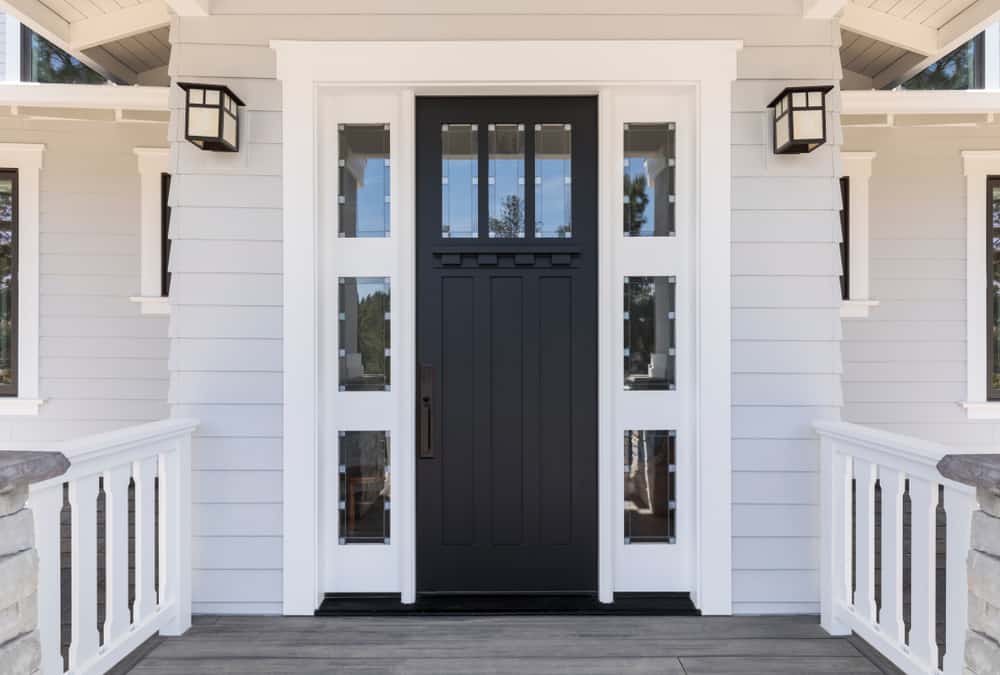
488, 123, 526, 239
338, 431, 390, 544
442, 123, 479, 239
991, 179, 1000, 396
338, 124, 390, 238
624, 430, 677, 544
339, 277, 390, 392
624, 276, 676, 391
534, 123, 572, 239
624, 123, 676, 237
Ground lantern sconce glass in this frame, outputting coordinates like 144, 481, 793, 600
767, 85, 834, 155
177, 82, 245, 152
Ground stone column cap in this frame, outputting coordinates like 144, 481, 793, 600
0, 451, 69, 492
938, 454, 1000, 492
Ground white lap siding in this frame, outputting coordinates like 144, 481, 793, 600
843, 125, 1000, 448
0, 116, 169, 445
167, 0, 843, 614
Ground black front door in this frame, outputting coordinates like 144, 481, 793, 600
416, 97, 598, 594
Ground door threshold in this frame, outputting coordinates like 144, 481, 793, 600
316, 592, 698, 616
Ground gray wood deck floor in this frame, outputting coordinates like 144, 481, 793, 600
123, 615, 901, 675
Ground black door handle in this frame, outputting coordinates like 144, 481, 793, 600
419, 364, 434, 458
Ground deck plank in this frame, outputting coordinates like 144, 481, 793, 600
125, 615, 890, 675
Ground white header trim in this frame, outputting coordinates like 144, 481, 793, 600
0, 82, 168, 111
132, 148, 170, 315
0, 143, 44, 415
273, 38, 738, 617
840, 152, 878, 319
961, 150, 1000, 417
843, 90, 1000, 116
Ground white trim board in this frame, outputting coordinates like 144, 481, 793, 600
962, 150, 1000, 419
839, 152, 878, 319
131, 148, 170, 315
0, 143, 44, 415
272, 39, 739, 616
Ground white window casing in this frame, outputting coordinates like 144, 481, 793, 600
840, 151, 879, 319
962, 150, 1000, 418
0, 143, 44, 415
131, 147, 170, 315
5, 16, 20, 83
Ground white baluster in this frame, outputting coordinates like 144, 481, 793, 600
68, 475, 100, 670
132, 457, 157, 622
102, 464, 132, 645
878, 466, 905, 645
943, 485, 975, 675
158, 452, 172, 615
853, 458, 877, 623
820, 437, 850, 635
160, 434, 192, 636
908, 477, 939, 671
28, 484, 64, 675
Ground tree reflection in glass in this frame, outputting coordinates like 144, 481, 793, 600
0, 175, 15, 393
992, 182, 1000, 395
488, 124, 525, 238
624, 276, 676, 390
339, 277, 390, 392
624, 123, 675, 237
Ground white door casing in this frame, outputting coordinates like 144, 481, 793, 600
273, 40, 739, 615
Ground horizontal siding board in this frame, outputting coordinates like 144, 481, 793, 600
174, 404, 282, 437
169, 207, 282, 241
193, 537, 283, 569
733, 537, 819, 570
732, 440, 819, 472
42, 378, 168, 401
192, 570, 282, 603
733, 309, 841, 341
733, 472, 819, 505
170, 372, 283, 404
733, 505, 819, 538
733, 406, 839, 440
169, 306, 282, 339
733, 243, 840, 276
169, 274, 283, 305
732, 209, 838, 243
168, 241, 282, 274
732, 571, 819, 603
192, 437, 283, 471
195, 503, 282, 537
168, 338, 282, 372
733, 342, 841, 374
733, 374, 841, 406
193, 470, 283, 503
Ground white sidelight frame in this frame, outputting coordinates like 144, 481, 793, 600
273, 40, 738, 615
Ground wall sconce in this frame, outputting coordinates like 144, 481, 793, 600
177, 83, 245, 152
767, 85, 834, 155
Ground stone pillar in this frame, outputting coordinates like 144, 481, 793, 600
938, 454, 1000, 675
0, 452, 69, 675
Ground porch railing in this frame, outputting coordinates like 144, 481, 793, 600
815, 420, 976, 675
27, 418, 198, 675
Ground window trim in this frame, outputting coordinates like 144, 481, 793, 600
0, 144, 44, 415
962, 151, 1000, 418
839, 152, 879, 319
988, 176, 1000, 402
131, 148, 170, 315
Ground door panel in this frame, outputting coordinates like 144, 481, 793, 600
416, 97, 598, 594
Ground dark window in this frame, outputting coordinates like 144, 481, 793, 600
988, 177, 1000, 400
161, 173, 171, 297
20, 25, 106, 84
902, 33, 985, 90
0, 171, 17, 397
840, 176, 850, 302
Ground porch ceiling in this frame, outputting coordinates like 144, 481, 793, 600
840, 0, 1000, 89
0, 0, 191, 85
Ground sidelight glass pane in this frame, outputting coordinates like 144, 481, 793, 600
441, 123, 479, 239
624, 276, 676, 391
624, 430, 676, 544
0, 173, 14, 394
338, 124, 390, 238
534, 123, 572, 239
624, 123, 676, 237
488, 123, 525, 238
991, 179, 1000, 397
338, 431, 390, 544
339, 277, 390, 392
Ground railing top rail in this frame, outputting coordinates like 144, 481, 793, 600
29, 418, 199, 491
814, 420, 976, 493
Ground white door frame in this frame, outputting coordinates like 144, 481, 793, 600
273, 39, 739, 616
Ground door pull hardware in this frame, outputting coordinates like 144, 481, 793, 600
419, 364, 434, 458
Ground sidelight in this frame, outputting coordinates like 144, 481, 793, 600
338, 124, 390, 238
488, 123, 526, 238
338, 431, 390, 544
624, 276, 676, 390
623, 123, 676, 237
534, 123, 572, 238
339, 277, 390, 392
624, 430, 677, 544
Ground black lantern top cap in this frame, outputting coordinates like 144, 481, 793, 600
177, 82, 246, 107
766, 84, 834, 110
